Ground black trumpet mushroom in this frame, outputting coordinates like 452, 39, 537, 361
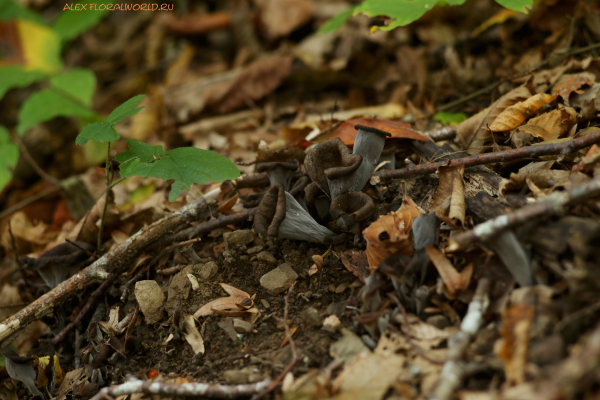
329, 192, 375, 234
255, 159, 299, 192
351, 124, 391, 192
378, 144, 397, 170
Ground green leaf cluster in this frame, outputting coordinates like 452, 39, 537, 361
319, 0, 533, 34
434, 111, 467, 125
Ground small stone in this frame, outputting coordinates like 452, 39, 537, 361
223, 230, 254, 248
218, 319, 239, 342
195, 262, 218, 281
223, 368, 263, 384
335, 283, 348, 294
260, 299, 270, 309
426, 315, 450, 330
135, 280, 165, 324
233, 319, 253, 334
165, 271, 191, 315
256, 251, 277, 264
247, 246, 264, 255
260, 263, 298, 295
300, 307, 321, 328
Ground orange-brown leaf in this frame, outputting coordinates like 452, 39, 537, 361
551, 72, 595, 104
497, 303, 534, 386
525, 107, 577, 141
489, 93, 557, 132
424, 246, 472, 298
194, 283, 252, 318
330, 117, 429, 146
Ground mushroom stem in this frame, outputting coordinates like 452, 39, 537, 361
256, 160, 299, 192
378, 144, 397, 170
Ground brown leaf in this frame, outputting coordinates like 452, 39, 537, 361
363, 196, 420, 269
571, 83, 600, 112
499, 169, 570, 195
341, 250, 370, 282
525, 107, 577, 140
489, 93, 556, 132
194, 283, 252, 318
456, 86, 531, 154
429, 166, 465, 226
205, 55, 293, 114
551, 72, 595, 104
330, 117, 429, 146
424, 246, 472, 299
215, 194, 239, 216
256, 0, 314, 40
496, 303, 534, 386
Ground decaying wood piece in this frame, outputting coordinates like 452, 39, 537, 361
376, 129, 600, 182
0, 197, 212, 348
90, 377, 271, 400
430, 278, 490, 400
448, 177, 600, 251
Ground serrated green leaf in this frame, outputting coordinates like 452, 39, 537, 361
53, 0, 113, 41
50, 69, 96, 107
18, 88, 97, 135
495, 0, 532, 12
434, 111, 467, 125
75, 122, 119, 145
317, 5, 357, 34
0, 66, 47, 99
114, 139, 165, 164
105, 94, 145, 126
0, 126, 19, 192
119, 147, 240, 202
0, 0, 46, 24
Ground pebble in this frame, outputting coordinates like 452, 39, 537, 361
233, 319, 253, 334
223, 230, 254, 248
260, 299, 270, 309
426, 315, 450, 330
165, 270, 191, 315
256, 251, 277, 264
260, 263, 298, 295
247, 246, 264, 255
134, 280, 165, 324
223, 368, 263, 384
300, 307, 321, 328
195, 261, 218, 280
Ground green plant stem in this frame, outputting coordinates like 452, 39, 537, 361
98, 142, 111, 250
107, 177, 126, 190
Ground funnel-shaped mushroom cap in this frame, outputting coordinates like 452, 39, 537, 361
304, 138, 362, 199
351, 124, 391, 192
330, 192, 375, 228
256, 159, 299, 192
279, 192, 344, 244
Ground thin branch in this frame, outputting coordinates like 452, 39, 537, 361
98, 143, 112, 250
375, 129, 600, 182
448, 176, 600, 251
9, 131, 60, 186
90, 377, 272, 400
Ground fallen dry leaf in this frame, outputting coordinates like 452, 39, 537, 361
424, 246, 472, 299
550, 72, 596, 104
340, 250, 370, 282
363, 196, 421, 270
429, 166, 465, 226
489, 93, 557, 132
525, 107, 577, 140
194, 283, 253, 318
456, 86, 531, 154
496, 303, 534, 386
256, 0, 314, 40
183, 315, 205, 355
329, 117, 429, 146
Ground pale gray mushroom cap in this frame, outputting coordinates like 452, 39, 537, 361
256, 160, 299, 192
351, 124, 391, 192
278, 192, 338, 243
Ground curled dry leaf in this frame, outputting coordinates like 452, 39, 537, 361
489, 93, 557, 132
340, 249, 370, 282
424, 246, 472, 299
550, 72, 596, 104
456, 85, 531, 154
329, 117, 429, 146
499, 169, 570, 195
194, 283, 253, 318
183, 315, 205, 355
429, 166, 465, 226
496, 303, 534, 386
525, 107, 577, 141
363, 196, 420, 270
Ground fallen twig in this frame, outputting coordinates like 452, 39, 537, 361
90, 377, 271, 400
430, 278, 490, 400
448, 177, 600, 251
0, 197, 212, 348
376, 129, 600, 181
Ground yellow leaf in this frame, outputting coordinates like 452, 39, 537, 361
489, 93, 556, 132
17, 19, 62, 74
471, 8, 518, 38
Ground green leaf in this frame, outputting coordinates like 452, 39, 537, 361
434, 111, 467, 125
119, 146, 240, 202
75, 122, 119, 145
0, 66, 46, 99
494, 0, 533, 12
53, 0, 113, 41
0, 126, 19, 193
105, 94, 145, 126
115, 139, 165, 164
50, 69, 96, 107
317, 5, 357, 34
17, 88, 97, 135
0, 0, 46, 24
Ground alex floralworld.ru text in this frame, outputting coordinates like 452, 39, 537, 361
63, 3, 173, 11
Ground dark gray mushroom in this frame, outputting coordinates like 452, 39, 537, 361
254, 184, 286, 237
329, 192, 375, 230
255, 159, 299, 192
351, 124, 391, 192
378, 144, 397, 170
305, 181, 331, 221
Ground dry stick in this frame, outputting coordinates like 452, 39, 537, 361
90, 377, 272, 400
97, 143, 112, 250
429, 278, 490, 400
425, 126, 457, 142
375, 129, 600, 182
9, 131, 60, 186
448, 176, 600, 251
0, 196, 212, 348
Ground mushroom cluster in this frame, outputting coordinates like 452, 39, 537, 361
252, 124, 396, 244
